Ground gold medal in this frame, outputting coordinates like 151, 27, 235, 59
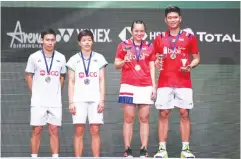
170, 54, 176, 59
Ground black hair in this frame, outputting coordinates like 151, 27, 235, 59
131, 20, 146, 31
165, 5, 181, 17
41, 28, 56, 39
77, 29, 94, 41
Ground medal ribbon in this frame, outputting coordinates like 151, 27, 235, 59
168, 31, 181, 57
80, 52, 92, 78
132, 40, 143, 62
42, 50, 55, 75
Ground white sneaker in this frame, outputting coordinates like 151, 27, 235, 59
154, 145, 168, 158
180, 149, 195, 158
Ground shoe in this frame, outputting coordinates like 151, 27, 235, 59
180, 145, 195, 158
154, 145, 168, 158
140, 147, 149, 157
124, 147, 133, 157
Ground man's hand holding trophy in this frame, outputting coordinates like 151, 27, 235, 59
155, 53, 165, 71
180, 53, 191, 72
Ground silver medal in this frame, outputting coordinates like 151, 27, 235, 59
45, 76, 51, 83
84, 79, 90, 85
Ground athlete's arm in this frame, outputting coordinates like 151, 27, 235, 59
150, 61, 156, 88
60, 56, 67, 89
114, 58, 125, 70
190, 53, 200, 69
25, 73, 33, 92
114, 42, 127, 70
60, 74, 65, 89
99, 67, 106, 102
68, 69, 75, 104
152, 36, 161, 69
189, 34, 200, 69
25, 54, 35, 92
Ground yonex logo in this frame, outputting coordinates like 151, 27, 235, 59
118, 26, 148, 41
56, 29, 74, 42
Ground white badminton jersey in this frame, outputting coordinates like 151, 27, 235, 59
66, 52, 108, 102
25, 50, 66, 107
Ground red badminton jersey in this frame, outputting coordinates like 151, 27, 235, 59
115, 39, 155, 86
153, 30, 199, 88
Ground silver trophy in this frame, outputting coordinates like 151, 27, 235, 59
180, 54, 188, 71
124, 46, 132, 62
157, 53, 165, 71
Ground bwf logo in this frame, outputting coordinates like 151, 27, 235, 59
56, 29, 74, 42
118, 26, 148, 41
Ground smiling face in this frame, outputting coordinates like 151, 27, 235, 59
131, 23, 146, 43
165, 12, 182, 30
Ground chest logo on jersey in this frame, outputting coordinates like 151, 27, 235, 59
93, 59, 98, 62
79, 72, 97, 78
163, 46, 186, 55
40, 70, 59, 76
179, 38, 184, 41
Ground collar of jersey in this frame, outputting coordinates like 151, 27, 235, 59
78, 52, 95, 61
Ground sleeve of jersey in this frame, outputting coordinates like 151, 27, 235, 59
152, 37, 160, 60
66, 57, 76, 72
190, 35, 199, 54
99, 55, 108, 69
60, 56, 67, 75
115, 42, 125, 60
148, 43, 156, 61
25, 55, 35, 74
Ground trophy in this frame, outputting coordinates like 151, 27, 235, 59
157, 53, 165, 71
123, 46, 132, 62
180, 53, 188, 71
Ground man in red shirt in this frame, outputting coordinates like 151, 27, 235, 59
153, 6, 200, 158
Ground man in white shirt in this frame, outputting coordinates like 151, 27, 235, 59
25, 29, 66, 158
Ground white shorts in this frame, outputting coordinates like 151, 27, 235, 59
30, 106, 62, 126
118, 84, 154, 105
155, 87, 194, 110
73, 102, 103, 124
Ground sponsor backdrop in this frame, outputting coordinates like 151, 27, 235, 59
1, 8, 240, 64
1, 7, 240, 158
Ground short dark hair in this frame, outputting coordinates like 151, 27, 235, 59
77, 29, 94, 41
131, 20, 146, 31
165, 5, 181, 17
41, 29, 56, 39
